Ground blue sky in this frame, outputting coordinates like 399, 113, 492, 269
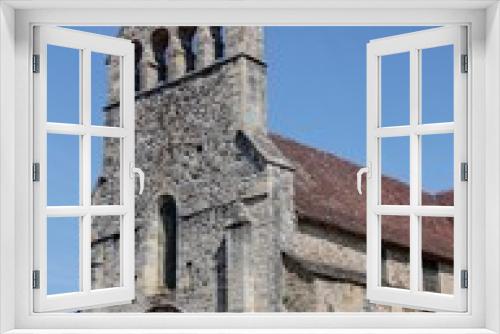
265, 26, 453, 189
46, 26, 454, 295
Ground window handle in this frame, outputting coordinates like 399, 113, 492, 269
130, 162, 145, 195
357, 164, 370, 195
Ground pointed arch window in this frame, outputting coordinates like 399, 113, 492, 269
210, 26, 224, 60
151, 28, 169, 82
160, 195, 177, 290
215, 237, 228, 312
178, 27, 197, 72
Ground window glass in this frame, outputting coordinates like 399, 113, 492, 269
47, 134, 80, 206
91, 52, 121, 127
91, 136, 122, 206
380, 215, 410, 290
381, 136, 410, 205
91, 215, 121, 289
380, 52, 410, 127
421, 217, 454, 294
47, 45, 80, 124
421, 134, 454, 206
421, 45, 454, 124
47, 217, 80, 294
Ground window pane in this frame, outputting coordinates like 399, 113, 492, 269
47, 45, 80, 124
421, 134, 454, 206
47, 134, 80, 206
380, 215, 410, 290
421, 45, 454, 124
421, 216, 454, 294
92, 136, 121, 205
47, 217, 80, 294
380, 52, 410, 127
381, 136, 410, 205
160, 195, 177, 291
91, 215, 121, 289
91, 52, 121, 127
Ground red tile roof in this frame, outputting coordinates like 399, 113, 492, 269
270, 133, 454, 261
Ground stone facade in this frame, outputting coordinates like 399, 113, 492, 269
91, 26, 294, 312
281, 221, 453, 312
90, 26, 454, 313
271, 134, 455, 312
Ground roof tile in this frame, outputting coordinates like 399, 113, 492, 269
270, 133, 453, 261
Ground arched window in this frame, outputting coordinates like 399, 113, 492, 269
132, 40, 142, 91
215, 237, 228, 312
159, 195, 177, 290
151, 28, 169, 82
178, 27, 197, 72
210, 26, 224, 60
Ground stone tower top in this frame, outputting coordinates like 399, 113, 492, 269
106, 26, 264, 101
106, 26, 267, 133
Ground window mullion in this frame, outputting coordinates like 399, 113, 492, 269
409, 49, 421, 292
46, 122, 127, 137
81, 48, 92, 293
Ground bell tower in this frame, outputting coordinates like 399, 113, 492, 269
106, 26, 267, 133
93, 26, 292, 313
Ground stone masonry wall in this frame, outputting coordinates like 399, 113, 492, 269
90, 26, 294, 311
283, 222, 454, 312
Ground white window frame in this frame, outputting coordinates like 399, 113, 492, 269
32, 26, 136, 312
0, 1, 499, 333
365, 26, 468, 312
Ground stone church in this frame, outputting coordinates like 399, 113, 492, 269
90, 26, 454, 313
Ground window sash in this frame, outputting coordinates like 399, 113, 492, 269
32, 25, 136, 312
366, 26, 468, 312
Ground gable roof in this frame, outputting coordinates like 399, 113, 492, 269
270, 133, 454, 261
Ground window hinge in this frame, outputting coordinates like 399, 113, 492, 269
461, 162, 468, 182
461, 54, 468, 73
32, 270, 40, 289
33, 54, 40, 73
32, 162, 40, 182
461, 269, 468, 289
